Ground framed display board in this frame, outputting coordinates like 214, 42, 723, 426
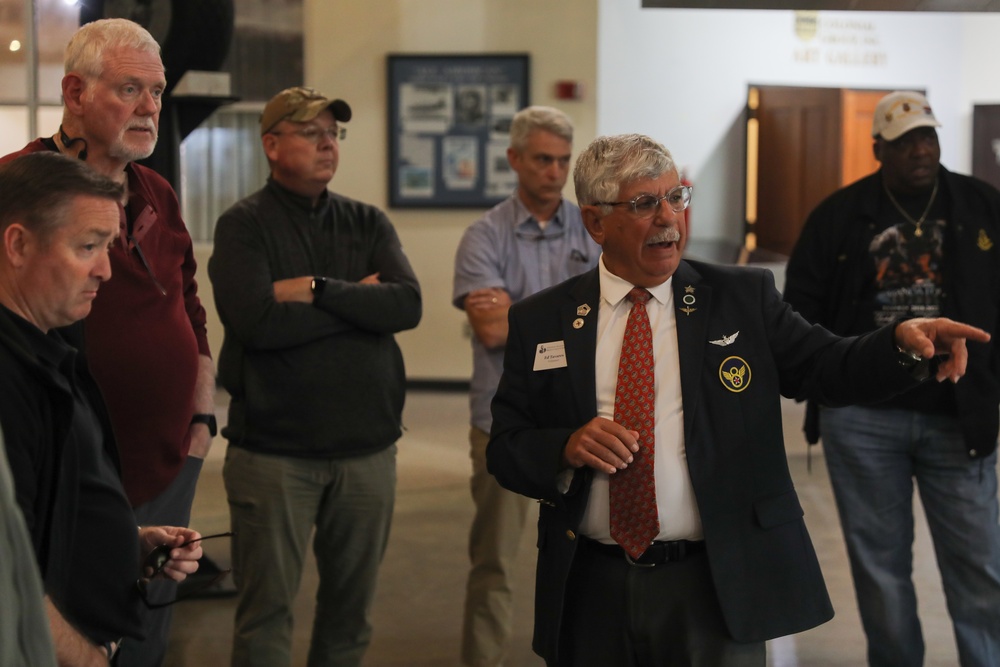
973, 104, 1000, 192
387, 53, 530, 208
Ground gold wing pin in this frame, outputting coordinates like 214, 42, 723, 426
978, 229, 994, 251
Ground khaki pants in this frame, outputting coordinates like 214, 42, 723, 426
462, 427, 535, 667
224, 445, 396, 667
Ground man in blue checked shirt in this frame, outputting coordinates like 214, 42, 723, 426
453, 105, 599, 667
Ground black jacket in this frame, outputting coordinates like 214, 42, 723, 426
210, 179, 422, 458
784, 167, 1000, 458
487, 261, 924, 664
0, 310, 142, 643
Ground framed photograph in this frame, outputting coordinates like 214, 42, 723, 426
387, 54, 530, 208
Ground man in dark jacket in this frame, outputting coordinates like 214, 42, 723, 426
784, 91, 1000, 667
0, 152, 203, 666
486, 132, 989, 667
209, 87, 422, 667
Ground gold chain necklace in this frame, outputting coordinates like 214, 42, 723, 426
883, 178, 939, 238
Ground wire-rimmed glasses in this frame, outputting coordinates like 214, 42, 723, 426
269, 126, 346, 143
594, 184, 693, 218
136, 531, 234, 609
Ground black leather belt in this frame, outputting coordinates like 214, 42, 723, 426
581, 535, 706, 567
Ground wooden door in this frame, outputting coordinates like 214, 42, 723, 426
746, 85, 892, 257
750, 86, 841, 257
840, 90, 885, 185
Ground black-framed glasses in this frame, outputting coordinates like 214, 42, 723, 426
594, 184, 693, 218
270, 126, 346, 143
136, 531, 234, 609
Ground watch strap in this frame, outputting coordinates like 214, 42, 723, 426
311, 276, 327, 304
894, 346, 930, 381
191, 413, 217, 437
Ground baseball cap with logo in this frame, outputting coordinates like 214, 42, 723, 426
260, 86, 352, 136
871, 91, 941, 142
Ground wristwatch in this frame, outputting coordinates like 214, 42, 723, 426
311, 276, 327, 304
895, 345, 930, 380
191, 413, 218, 437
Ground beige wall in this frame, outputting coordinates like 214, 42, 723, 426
196, 1, 598, 380
293, 0, 599, 381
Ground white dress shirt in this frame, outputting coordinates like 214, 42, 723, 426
578, 256, 704, 542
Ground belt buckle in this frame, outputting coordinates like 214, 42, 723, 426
623, 550, 657, 568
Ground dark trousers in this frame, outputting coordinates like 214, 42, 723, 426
119, 455, 204, 667
557, 538, 765, 667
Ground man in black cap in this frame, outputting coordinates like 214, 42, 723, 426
209, 86, 422, 667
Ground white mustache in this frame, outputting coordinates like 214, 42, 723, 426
128, 121, 156, 134
647, 227, 681, 245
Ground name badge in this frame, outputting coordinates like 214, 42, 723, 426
533, 340, 567, 371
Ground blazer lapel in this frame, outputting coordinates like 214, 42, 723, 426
561, 269, 600, 420
672, 261, 710, 442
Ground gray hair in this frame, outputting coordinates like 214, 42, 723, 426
509, 106, 573, 152
574, 134, 677, 210
0, 152, 123, 240
65, 18, 161, 80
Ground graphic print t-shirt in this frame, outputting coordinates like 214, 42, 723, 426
868, 206, 944, 327
856, 185, 954, 413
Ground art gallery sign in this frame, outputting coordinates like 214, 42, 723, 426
793, 11, 887, 67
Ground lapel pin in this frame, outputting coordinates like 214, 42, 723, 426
978, 229, 994, 251
577, 304, 591, 316
572, 318, 585, 329
710, 331, 739, 347
680, 285, 697, 316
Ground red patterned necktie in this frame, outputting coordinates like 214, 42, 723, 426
609, 287, 659, 559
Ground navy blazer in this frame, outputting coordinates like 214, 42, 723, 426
487, 259, 925, 665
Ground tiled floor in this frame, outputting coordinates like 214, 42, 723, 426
164, 389, 980, 666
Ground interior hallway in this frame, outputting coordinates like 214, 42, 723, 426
164, 388, 978, 666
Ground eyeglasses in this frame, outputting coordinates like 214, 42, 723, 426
529, 154, 571, 169
270, 126, 346, 143
129, 233, 166, 295
136, 531, 234, 609
124, 205, 166, 296
515, 226, 566, 242
594, 185, 693, 218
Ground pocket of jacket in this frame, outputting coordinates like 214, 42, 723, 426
753, 489, 804, 529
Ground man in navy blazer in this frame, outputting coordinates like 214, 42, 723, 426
486, 133, 990, 667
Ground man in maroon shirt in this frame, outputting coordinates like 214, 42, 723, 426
1, 18, 216, 666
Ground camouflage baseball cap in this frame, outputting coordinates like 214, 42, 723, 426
260, 86, 352, 135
